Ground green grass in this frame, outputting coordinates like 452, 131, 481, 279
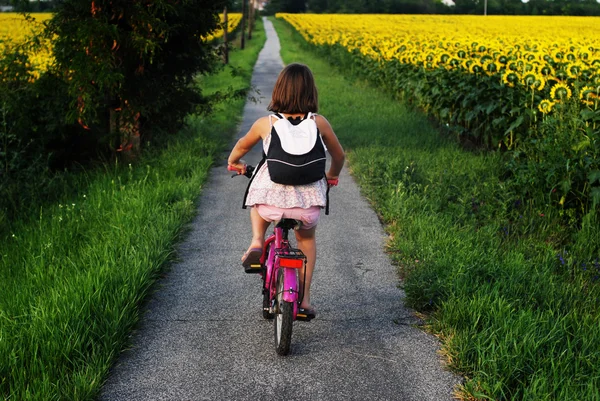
272, 17, 600, 401
0, 19, 265, 401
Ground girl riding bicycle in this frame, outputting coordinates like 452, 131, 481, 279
227, 63, 345, 319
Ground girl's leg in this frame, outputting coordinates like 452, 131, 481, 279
295, 226, 317, 310
243, 206, 271, 260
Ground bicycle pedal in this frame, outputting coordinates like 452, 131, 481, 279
244, 264, 262, 274
296, 313, 314, 322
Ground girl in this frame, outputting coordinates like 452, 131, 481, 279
227, 63, 345, 318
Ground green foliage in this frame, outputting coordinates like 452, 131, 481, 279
305, 40, 535, 150
281, 19, 600, 224
0, 19, 266, 399
0, 23, 76, 223
506, 101, 600, 219
304, 0, 600, 15
1, 139, 214, 401
8, 0, 58, 12
264, 0, 306, 14
1, 4, 249, 229
273, 16, 600, 401
306, 0, 440, 14
47, 0, 228, 133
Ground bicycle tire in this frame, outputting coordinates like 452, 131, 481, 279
274, 270, 293, 356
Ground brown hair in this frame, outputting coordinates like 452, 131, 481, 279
268, 63, 318, 114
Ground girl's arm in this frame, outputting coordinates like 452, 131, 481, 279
316, 115, 345, 180
227, 117, 269, 171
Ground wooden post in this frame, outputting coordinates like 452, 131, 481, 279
223, 7, 229, 64
248, 0, 254, 40
240, 0, 246, 50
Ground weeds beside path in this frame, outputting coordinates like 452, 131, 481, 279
0, 21, 266, 401
273, 17, 600, 401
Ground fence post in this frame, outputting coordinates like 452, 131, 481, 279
223, 7, 229, 64
248, 0, 254, 40
240, 0, 246, 50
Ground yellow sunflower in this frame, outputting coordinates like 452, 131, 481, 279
482, 60, 498, 76
566, 62, 583, 79
469, 60, 483, 74
508, 60, 519, 72
532, 74, 546, 91
553, 51, 565, 63
579, 86, 598, 107
550, 82, 572, 101
538, 99, 555, 114
502, 71, 520, 88
461, 59, 474, 71
554, 69, 569, 81
522, 72, 537, 88
539, 65, 555, 77
522, 72, 545, 91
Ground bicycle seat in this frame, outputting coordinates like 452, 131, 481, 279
275, 219, 302, 230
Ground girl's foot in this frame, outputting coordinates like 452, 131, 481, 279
241, 242, 263, 262
299, 302, 315, 312
297, 306, 316, 321
241, 248, 262, 267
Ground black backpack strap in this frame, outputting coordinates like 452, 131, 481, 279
241, 153, 266, 209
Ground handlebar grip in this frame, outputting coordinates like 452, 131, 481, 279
327, 178, 339, 187
228, 164, 254, 178
228, 164, 246, 174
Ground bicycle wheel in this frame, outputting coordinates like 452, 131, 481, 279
274, 269, 293, 356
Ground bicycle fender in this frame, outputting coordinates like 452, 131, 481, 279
281, 267, 299, 304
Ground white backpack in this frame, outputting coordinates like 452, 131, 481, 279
265, 112, 326, 185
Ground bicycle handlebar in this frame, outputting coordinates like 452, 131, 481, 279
228, 164, 254, 178
228, 164, 339, 186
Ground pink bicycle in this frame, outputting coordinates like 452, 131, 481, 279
229, 164, 336, 355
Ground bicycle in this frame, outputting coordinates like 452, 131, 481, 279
228, 163, 337, 355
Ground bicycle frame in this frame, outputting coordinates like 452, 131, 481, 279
261, 223, 305, 319
228, 164, 326, 354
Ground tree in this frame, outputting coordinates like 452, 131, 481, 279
47, 0, 227, 158
307, 0, 438, 13
9, 0, 58, 11
264, 0, 306, 14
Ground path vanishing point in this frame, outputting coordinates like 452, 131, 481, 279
100, 18, 461, 401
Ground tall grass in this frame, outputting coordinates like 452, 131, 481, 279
272, 18, 600, 401
0, 20, 266, 401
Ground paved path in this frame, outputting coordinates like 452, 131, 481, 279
100, 18, 460, 401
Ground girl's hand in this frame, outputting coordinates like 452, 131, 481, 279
227, 161, 247, 175
326, 176, 339, 187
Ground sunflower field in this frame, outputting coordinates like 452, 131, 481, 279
203, 12, 242, 42
0, 13, 51, 40
0, 13, 53, 82
278, 13, 600, 216
0, 12, 242, 82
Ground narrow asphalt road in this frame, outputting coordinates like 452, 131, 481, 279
100, 18, 461, 401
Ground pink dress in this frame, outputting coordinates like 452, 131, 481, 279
245, 128, 328, 209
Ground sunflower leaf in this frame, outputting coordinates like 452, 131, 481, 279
588, 170, 600, 185
504, 115, 525, 135
580, 109, 600, 122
